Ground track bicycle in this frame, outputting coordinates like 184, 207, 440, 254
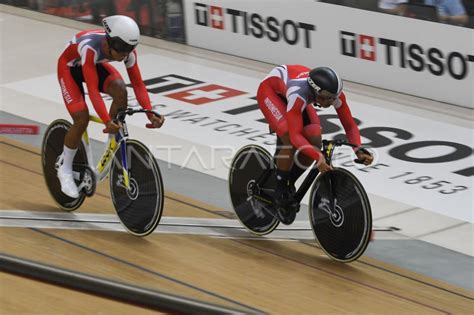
42, 108, 164, 237
228, 139, 372, 263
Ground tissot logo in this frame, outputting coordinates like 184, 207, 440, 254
341, 33, 377, 61
210, 6, 224, 29
359, 35, 376, 61
166, 84, 246, 105
131, 73, 473, 176
134, 75, 245, 105
194, 2, 316, 48
340, 31, 474, 80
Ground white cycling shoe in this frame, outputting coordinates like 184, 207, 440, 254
57, 166, 79, 198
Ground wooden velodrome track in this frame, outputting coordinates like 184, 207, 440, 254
0, 136, 473, 314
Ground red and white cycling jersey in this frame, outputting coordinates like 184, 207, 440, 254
258, 64, 361, 161
58, 29, 151, 123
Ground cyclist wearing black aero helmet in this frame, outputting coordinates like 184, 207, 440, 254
307, 67, 343, 104
256, 64, 373, 224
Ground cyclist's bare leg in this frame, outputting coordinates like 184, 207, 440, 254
291, 127, 323, 184
293, 134, 322, 168
64, 110, 89, 149
271, 132, 299, 223
58, 109, 89, 197
273, 132, 299, 211
275, 132, 296, 172
106, 79, 128, 120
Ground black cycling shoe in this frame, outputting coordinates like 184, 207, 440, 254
272, 190, 299, 225
276, 206, 297, 225
289, 184, 300, 213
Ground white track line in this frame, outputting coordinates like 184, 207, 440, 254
0, 210, 407, 240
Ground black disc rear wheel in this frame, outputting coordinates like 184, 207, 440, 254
228, 145, 279, 235
110, 139, 164, 237
41, 119, 88, 211
309, 168, 372, 263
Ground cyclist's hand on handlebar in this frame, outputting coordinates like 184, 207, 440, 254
355, 148, 374, 165
146, 114, 165, 129
317, 160, 333, 174
103, 120, 121, 134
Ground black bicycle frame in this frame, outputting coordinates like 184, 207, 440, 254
254, 139, 347, 205
293, 167, 319, 202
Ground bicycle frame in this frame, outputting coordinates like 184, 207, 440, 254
255, 140, 340, 204
81, 115, 131, 191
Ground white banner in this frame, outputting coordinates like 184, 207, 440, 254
183, 0, 474, 108
2, 54, 473, 222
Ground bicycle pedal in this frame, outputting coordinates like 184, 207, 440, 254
79, 167, 97, 197
277, 207, 297, 225
55, 154, 64, 171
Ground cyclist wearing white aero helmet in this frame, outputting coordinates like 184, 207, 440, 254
103, 15, 139, 56
56, 15, 164, 198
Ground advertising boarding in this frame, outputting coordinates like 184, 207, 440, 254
3, 54, 472, 223
183, 0, 474, 108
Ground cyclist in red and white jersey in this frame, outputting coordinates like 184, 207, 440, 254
57, 15, 164, 198
257, 65, 373, 223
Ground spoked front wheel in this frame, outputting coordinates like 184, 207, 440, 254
41, 119, 88, 211
309, 168, 372, 263
228, 144, 279, 235
110, 139, 164, 237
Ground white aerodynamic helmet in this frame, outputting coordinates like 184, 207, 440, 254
102, 15, 140, 53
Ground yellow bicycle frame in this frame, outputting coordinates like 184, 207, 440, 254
82, 115, 130, 190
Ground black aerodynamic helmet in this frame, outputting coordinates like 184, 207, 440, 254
307, 67, 343, 97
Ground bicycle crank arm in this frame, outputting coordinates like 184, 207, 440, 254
77, 181, 89, 191
252, 194, 273, 206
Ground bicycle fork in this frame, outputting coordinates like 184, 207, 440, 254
118, 136, 131, 191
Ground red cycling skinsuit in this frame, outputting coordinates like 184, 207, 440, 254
257, 64, 362, 161
57, 29, 152, 124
